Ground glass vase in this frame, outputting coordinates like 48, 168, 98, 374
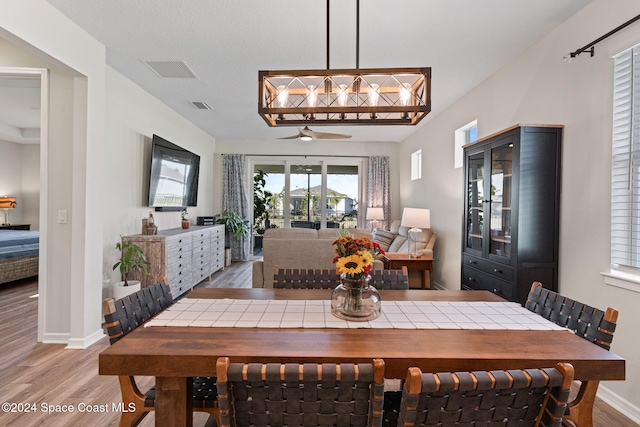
331, 274, 381, 321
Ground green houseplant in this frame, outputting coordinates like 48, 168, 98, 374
253, 169, 273, 235
217, 210, 251, 248
112, 240, 151, 286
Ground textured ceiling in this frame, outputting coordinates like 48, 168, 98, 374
3, 0, 592, 144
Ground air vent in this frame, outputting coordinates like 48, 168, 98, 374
142, 60, 198, 79
191, 101, 211, 110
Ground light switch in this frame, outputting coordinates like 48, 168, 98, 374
58, 210, 67, 224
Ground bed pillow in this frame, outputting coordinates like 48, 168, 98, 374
373, 229, 395, 252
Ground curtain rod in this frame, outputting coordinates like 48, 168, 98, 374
567, 13, 640, 59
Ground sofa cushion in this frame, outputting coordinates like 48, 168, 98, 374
264, 228, 318, 239
372, 229, 395, 251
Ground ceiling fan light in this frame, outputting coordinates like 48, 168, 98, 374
300, 135, 313, 141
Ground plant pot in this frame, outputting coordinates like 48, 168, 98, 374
182, 219, 190, 229
254, 234, 264, 249
112, 280, 141, 300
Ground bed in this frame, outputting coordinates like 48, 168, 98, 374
0, 230, 39, 284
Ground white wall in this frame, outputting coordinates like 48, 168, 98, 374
21, 144, 40, 229
102, 66, 217, 289
0, 140, 40, 228
1, 0, 217, 348
398, 0, 640, 417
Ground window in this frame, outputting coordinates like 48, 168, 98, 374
455, 120, 478, 168
611, 45, 640, 269
411, 149, 422, 181
251, 158, 363, 229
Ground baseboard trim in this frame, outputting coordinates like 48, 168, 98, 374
598, 384, 640, 425
432, 281, 446, 290
65, 329, 106, 349
42, 332, 70, 344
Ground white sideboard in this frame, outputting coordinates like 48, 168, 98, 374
123, 224, 225, 298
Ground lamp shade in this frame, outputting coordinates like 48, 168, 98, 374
401, 207, 430, 229
366, 207, 384, 221
0, 197, 17, 209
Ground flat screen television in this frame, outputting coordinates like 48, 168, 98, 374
148, 134, 200, 211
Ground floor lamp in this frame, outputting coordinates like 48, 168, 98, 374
366, 207, 385, 231
0, 197, 17, 226
401, 207, 430, 258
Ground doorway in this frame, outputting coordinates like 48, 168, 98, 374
0, 67, 49, 342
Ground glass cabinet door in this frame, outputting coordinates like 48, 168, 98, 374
466, 152, 484, 251
489, 143, 513, 260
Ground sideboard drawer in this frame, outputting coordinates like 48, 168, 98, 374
462, 265, 513, 301
462, 254, 513, 282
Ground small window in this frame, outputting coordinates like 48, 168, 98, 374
455, 120, 478, 168
411, 149, 422, 181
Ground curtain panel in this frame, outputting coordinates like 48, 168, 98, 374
367, 156, 391, 230
222, 154, 250, 261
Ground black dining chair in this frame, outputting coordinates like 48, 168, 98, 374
103, 277, 219, 427
273, 266, 408, 290
396, 362, 574, 427
524, 282, 618, 427
369, 267, 409, 290
273, 266, 340, 289
216, 357, 385, 427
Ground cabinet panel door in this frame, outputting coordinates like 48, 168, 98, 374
488, 141, 513, 263
465, 152, 485, 253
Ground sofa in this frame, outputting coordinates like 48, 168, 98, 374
372, 220, 437, 287
252, 227, 384, 288
372, 220, 436, 258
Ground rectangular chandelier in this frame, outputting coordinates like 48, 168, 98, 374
258, 67, 431, 127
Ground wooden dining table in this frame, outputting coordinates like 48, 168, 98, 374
99, 288, 625, 427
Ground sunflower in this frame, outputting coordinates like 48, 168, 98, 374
335, 254, 367, 276
357, 250, 374, 265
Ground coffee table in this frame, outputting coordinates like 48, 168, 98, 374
383, 253, 434, 289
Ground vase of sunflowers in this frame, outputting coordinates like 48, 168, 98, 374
330, 234, 384, 321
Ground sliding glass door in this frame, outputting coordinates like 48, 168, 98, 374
251, 157, 364, 230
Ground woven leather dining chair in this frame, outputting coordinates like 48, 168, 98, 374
273, 266, 408, 290
397, 362, 574, 427
370, 266, 409, 290
103, 277, 219, 427
215, 357, 385, 427
524, 282, 618, 427
273, 266, 340, 289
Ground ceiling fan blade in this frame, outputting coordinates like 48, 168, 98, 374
279, 134, 302, 139
308, 130, 352, 139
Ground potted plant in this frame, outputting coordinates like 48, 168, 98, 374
253, 170, 273, 249
112, 239, 151, 299
217, 210, 251, 264
181, 209, 190, 229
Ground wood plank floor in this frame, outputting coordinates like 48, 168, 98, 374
0, 257, 637, 427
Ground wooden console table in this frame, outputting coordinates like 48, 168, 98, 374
383, 253, 433, 289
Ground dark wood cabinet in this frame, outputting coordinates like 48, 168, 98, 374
0, 224, 30, 230
462, 125, 562, 304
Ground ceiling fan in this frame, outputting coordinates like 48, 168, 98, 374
280, 126, 352, 141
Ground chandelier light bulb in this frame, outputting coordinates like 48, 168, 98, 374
398, 82, 412, 106
367, 84, 380, 106
276, 85, 289, 108
306, 85, 318, 107
337, 84, 349, 107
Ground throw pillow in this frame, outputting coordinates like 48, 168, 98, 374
373, 229, 395, 252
